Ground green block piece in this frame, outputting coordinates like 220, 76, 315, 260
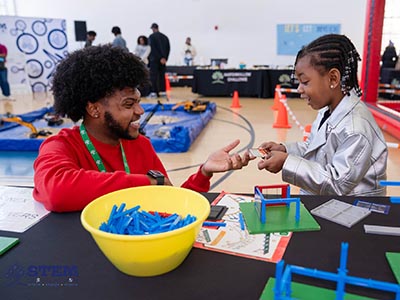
239, 202, 320, 234
386, 252, 400, 283
0, 236, 19, 255
260, 278, 375, 300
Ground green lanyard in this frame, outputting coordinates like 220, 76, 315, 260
79, 123, 131, 173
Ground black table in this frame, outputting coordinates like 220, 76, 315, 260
192, 69, 271, 98
166, 66, 197, 87
380, 68, 400, 84
268, 69, 298, 98
192, 69, 297, 98
380, 68, 400, 100
1, 194, 399, 300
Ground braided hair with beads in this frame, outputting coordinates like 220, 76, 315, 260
293, 34, 362, 97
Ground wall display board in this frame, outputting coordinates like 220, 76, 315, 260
0, 16, 68, 93
277, 24, 341, 55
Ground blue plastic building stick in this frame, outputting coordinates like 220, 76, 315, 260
203, 221, 226, 227
238, 213, 245, 230
274, 260, 285, 299
279, 264, 293, 297
336, 242, 349, 300
390, 197, 400, 204
294, 198, 300, 222
379, 180, 400, 186
107, 204, 118, 224
100, 204, 197, 235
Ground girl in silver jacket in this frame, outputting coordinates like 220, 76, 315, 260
258, 34, 387, 196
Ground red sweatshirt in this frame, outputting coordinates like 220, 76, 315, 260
33, 126, 211, 212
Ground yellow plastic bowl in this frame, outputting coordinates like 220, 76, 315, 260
80, 186, 210, 277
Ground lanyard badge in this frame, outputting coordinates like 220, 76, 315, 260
79, 123, 131, 174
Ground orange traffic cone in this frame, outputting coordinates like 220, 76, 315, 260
303, 124, 312, 141
271, 84, 281, 110
273, 95, 291, 128
230, 90, 242, 108
165, 74, 171, 92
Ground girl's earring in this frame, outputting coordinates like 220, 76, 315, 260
330, 85, 334, 89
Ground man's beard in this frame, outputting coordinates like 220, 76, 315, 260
104, 111, 135, 140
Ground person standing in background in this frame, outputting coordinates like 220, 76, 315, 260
111, 26, 128, 51
84, 31, 97, 48
183, 37, 196, 66
395, 50, 400, 70
0, 43, 11, 100
381, 40, 398, 69
134, 35, 152, 97
134, 35, 151, 66
148, 23, 170, 98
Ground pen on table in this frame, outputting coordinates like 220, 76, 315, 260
203, 221, 227, 227
238, 212, 245, 231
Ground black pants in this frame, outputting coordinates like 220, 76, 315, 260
149, 61, 166, 95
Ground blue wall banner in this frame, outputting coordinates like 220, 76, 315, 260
277, 24, 341, 56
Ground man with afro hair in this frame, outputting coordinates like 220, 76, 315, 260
33, 45, 252, 212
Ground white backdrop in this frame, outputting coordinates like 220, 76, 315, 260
10, 0, 367, 68
0, 16, 67, 93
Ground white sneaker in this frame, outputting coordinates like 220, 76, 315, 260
148, 92, 157, 98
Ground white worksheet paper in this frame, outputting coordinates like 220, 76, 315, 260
0, 186, 50, 233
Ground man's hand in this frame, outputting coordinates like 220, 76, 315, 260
201, 139, 253, 177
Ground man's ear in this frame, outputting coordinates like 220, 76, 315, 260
86, 102, 101, 119
328, 68, 341, 88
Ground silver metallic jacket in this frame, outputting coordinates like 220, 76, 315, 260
283, 91, 388, 196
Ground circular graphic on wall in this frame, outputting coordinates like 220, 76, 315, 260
15, 19, 27, 31
16, 33, 39, 54
44, 60, 53, 69
26, 59, 44, 79
32, 20, 48, 36
48, 29, 67, 50
10, 29, 19, 36
11, 66, 25, 74
32, 82, 48, 93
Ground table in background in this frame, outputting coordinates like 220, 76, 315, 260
192, 69, 270, 98
192, 69, 297, 98
381, 68, 400, 84
268, 69, 298, 98
166, 66, 197, 87
1, 194, 399, 300
380, 68, 400, 100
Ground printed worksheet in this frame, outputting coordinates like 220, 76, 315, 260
194, 192, 292, 262
0, 186, 50, 232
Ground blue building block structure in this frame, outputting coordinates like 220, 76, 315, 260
273, 242, 400, 300
254, 184, 300, 224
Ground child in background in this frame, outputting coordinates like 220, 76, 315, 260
257, 34, 387, 196
134, 35, 151, 66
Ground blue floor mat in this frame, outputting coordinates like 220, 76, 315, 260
0, 102, 216, 153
